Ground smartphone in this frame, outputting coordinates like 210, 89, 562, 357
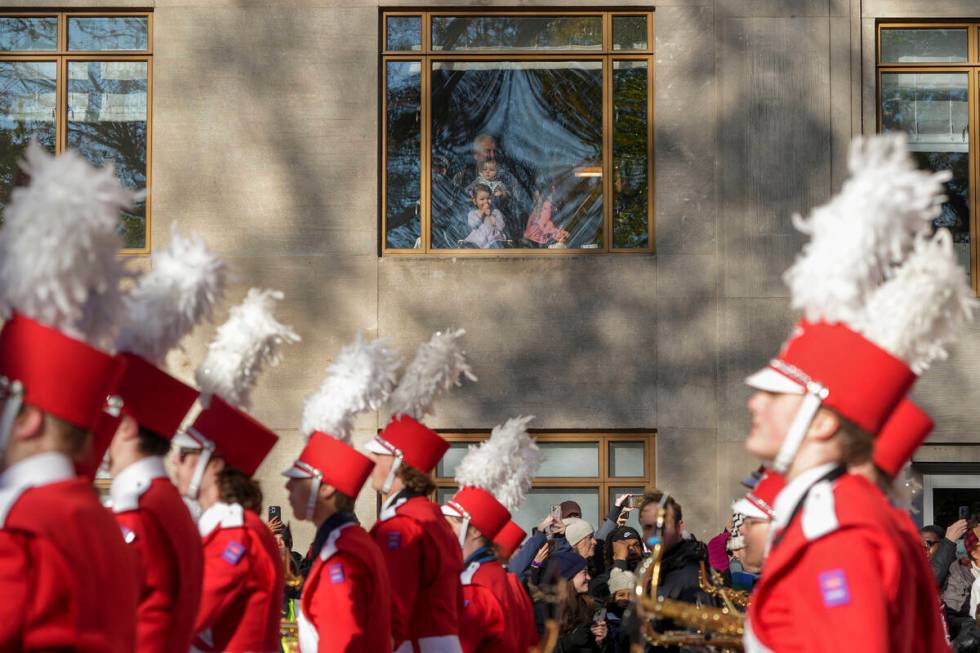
551, 504, 562, 521
268, 505, 282, 522
960, 506, 970, 521
593, 608, 607, 624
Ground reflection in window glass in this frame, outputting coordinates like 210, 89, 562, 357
68, 16, 148, 51
609, 441, 645, 477
536, 442, 599, 477
881, 72, 971, 280
609, 486, 645, 531
513, 488, 600, 533
430, 60, 603, 250
613, 16, 648, 51
385, 61, 422, 248
67, 61, 148, 249
387, 16, 422, 51
880, 29, 968, 64
613, 60, 649, 248
432, 16, 602, 51
0, 61, 57, 224
436, 442, 471, 478
0, 17, 57, 51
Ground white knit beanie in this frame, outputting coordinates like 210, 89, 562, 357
562, 517, 594, 547
608, 568, 638, 594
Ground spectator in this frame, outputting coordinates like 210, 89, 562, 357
636, 489, 710, 604
944, 529, 980, 638
564, 518, 598, 560
545, 552, 609, 653
922, 521, 968, 589
589, 525, 642, 599
561, 501, 583, 519
604, 568, 637, 653
510, 513, 570, 581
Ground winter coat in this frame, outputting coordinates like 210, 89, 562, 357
932, 539, 959, 589
658, 538, 711, 605
945, 558, 976, 615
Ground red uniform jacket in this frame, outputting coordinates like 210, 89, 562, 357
505, 572, 538, 653
746, 472, 947, 653
194, 502, 285, 653
370, 494, 464, 652
298, 521, 393, 653
458, 559, 519, 653
0, 452, 140, 653
112, 457, 204, 653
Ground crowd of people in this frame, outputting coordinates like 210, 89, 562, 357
0, 126, 979, 653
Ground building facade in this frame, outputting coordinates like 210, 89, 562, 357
2, 0, 980, 548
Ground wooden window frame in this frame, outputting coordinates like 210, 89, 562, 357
432, 430, 656, 524
876, 21, 978, 292
0, 11, 153, 254
380, 10, 655, 257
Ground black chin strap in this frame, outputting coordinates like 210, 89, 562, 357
771, 465, 846, 549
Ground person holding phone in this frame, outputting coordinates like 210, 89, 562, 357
543, 552, 609, 652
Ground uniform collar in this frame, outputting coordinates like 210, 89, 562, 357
772, 462, 837, 531
0, 452, 76, 526
198, 500, 244, 536
109, 456, 167, 513
0, 451, 75, 489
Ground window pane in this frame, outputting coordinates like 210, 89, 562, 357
608, 486, 646, 532
536, 442, 599, 477
385, 61, 422, 249
387, 16, 422, 51
880, 29, 968, 64
430, 60, 603, 250
881, 72, 971, 280
513, 487, 600, 533
68, 16, 148, 51
436, 442, 471, 479
67, 61, 148, 249
609, 441, 645, 477
436, 487, 456, 506
613, 60, 649, 249
613, 16, 648, 51
0, 61, 56, 224
0, 17, 57, 51
432, 16, 602, 51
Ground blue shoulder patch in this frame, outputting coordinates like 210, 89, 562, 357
387, 530, 401, 550
818, 569, 850, 608
220, 540, 246, 565
329, 562, 345, 584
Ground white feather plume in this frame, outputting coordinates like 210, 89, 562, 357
117, 225, 227, 365
454, 416, 541, 511
195, 288, 300, 409
388, 329, 477, 419
301, 334, 401, 443
0, 142, 134, 348
854, 228, 976, 373
784, 133, 950, 324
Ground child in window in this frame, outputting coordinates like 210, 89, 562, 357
524, 189, 569, 247
467, 159, 509, 200
463, 184, 507, 248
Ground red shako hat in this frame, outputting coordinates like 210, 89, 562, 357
873, 399, 933, 478
284, 433, 374, 498
747, 320, 915, 436
443, 486, 511, 541
367, 414, 449, 474
0, 313, 125, 433
494, 520, 527, 560
187, 395, 278, 476
732, 470, 786, 521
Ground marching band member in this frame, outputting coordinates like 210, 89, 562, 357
365, 330, 474, 653
283, 335, 400, 652
172, 289, 298, 653
98, 228, 225, 653
741, 134, 974, 652
441, 416, 541, 653
494, 521, 539, 653
0, 144, 140, 652
731, 470, 784, 574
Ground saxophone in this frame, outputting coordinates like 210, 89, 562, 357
632, 502, 744, 652
699, 561, 751, 611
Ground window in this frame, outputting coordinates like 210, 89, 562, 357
382, 11, 654, 255
0, 12, 152, 252
434, 431, 655, 534
877, 23, 976, 288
